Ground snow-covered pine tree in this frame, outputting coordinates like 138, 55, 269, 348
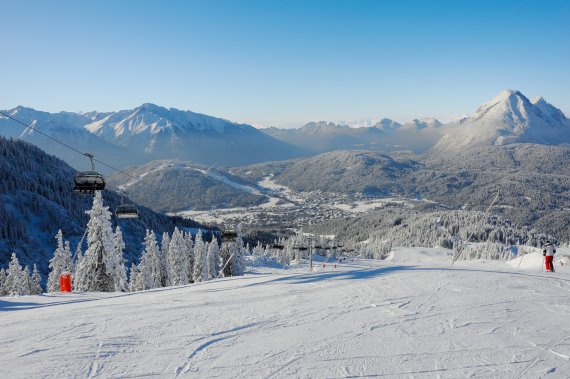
47, 229, 73, 292
128, 263, 139, 292
168, 227, 188, 286
0, 268, 6, 296
203, 241, 210, 279
4, 253, 24, 296
74, 191, 119, 292
185, 232, 195, 283
31, 264, 42, 295
21, 266, 32, 296
192, 230, 207, 282
252, 241, 264, 265
230, 230, 246, 277
112, 226, 128, 292
207, 239, 221, 279
160, 232, 170, 287
139, 230, 162, 290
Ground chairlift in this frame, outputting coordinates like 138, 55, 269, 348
73, 153, 105, 194
116, 193, 139, 219
270, 244, 284, 250
314, 245, 323, 249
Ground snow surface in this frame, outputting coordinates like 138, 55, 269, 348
2, 247, 570, 378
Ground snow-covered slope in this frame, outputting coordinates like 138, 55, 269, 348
1, 250, 569, 378
434, 89, 570, 151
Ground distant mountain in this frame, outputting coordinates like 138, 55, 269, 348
234, 150, 421, 195
233, 146, 570, 240
261, 117, 445, 154
433, 89, 570, 151
0, 106, 142, 172
107, 160, 268, 213
0, 104, 308, 171
0, 136, 204, 282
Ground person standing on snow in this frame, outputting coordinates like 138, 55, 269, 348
542, 240, 556, 272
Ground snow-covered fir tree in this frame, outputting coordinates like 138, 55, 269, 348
4, 253, 24, 296
252, 241, 265, 265
111, 226, 128, 292
139, 230, 162, 290
206, 240, 221, 279
31, 264, 42, 295
168, 227, 188, 286
47, 229, 73, 292
230, 229, 246, 277
160, 232, 170, 287
192, 230, 207, 282
21, 266, 32, 296
185, 232, 195, 283
128, 263, 139, 292
0, 268, 6, 296
74, 192, 124, 292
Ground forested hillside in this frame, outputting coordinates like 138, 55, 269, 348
0, 136, 206, 281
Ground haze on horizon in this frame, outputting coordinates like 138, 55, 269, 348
1, 0, 569, 128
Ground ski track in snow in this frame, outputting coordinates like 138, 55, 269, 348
1, 249, 570, 378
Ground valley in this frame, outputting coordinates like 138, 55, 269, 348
172, 174, 427, 231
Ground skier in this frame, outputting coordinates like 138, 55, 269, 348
542, 240, 556, 272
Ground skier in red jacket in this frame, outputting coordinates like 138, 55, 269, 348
542, 241, 556, 272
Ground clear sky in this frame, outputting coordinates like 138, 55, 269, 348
1, 0, 569, 127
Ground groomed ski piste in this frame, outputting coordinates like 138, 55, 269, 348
1, 248, 569, 378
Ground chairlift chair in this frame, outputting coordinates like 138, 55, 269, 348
115, 192, 139, 219
73, 153, 105, 194
270, 244, 285, 250
116, 204, 139, 219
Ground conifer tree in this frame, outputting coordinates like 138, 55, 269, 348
139, 230, 162, 290
112, 226, 128, 292
160, 232, 170, 287
4, 253, 24, 296
207, 240, 221, 279
0, 268, 6, 296
192, 230, 207, 282
230, 230, 246, 277
252, 241, 264, 265
75, 192, 119, 292
31, 264, 42, 295
168, 227, 188, 286
185, 232, 194, 283
21, 266, 32, 296
48, 229, 72, 292
128, 263, 139, 292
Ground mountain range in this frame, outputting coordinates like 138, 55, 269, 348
0, 104, 307, 171
1, 89, 569, 172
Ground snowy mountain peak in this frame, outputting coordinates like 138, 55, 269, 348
372, 118, 402, 131
434, 89, 570, 151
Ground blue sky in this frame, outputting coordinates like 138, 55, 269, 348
1, 0, 569, 127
